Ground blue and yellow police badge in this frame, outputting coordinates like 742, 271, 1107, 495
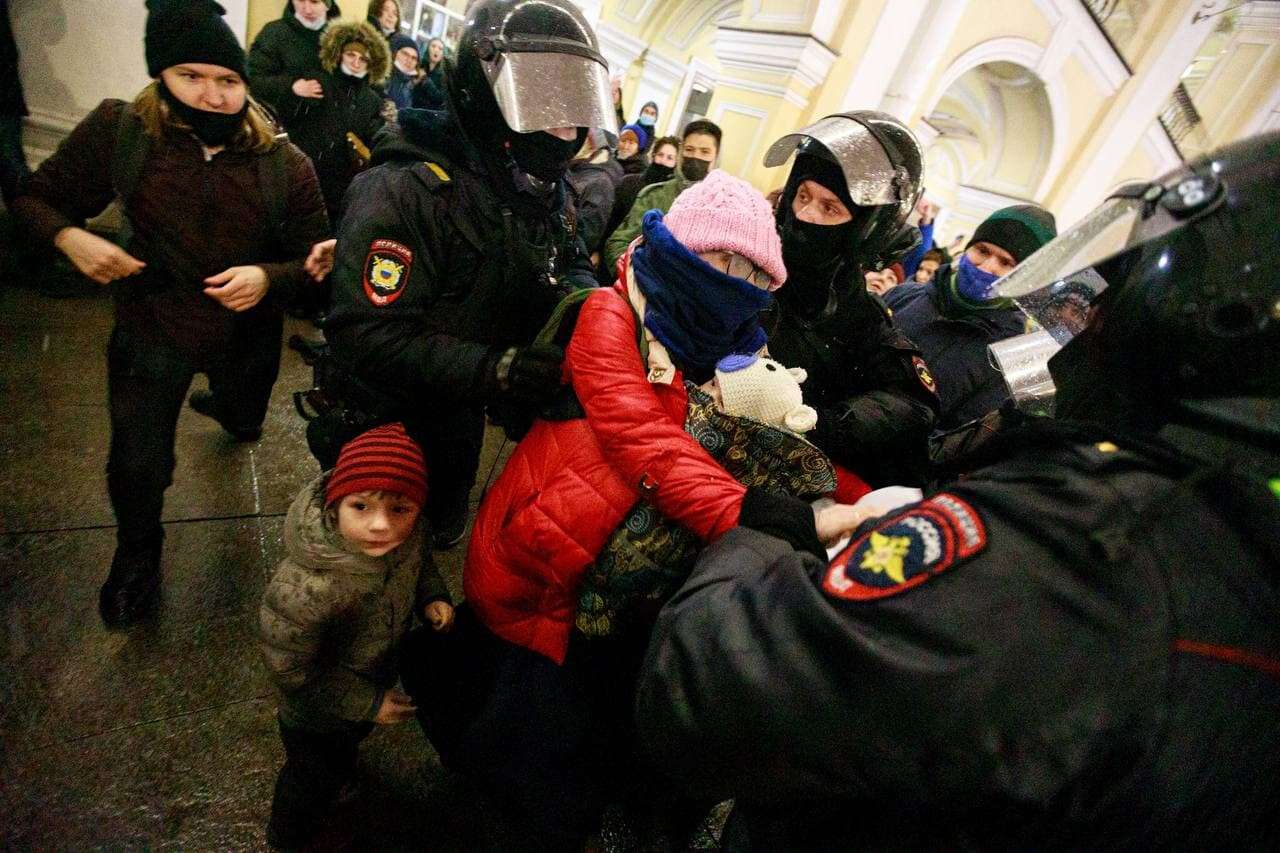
363, 238, 414, 307
823, 493, 987, 600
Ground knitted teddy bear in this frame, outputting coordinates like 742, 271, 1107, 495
705, 353, 819, 435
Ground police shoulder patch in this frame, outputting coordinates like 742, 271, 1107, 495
363, 238, 414, 307
912, 356, 937, 394
823, 492, 986, 601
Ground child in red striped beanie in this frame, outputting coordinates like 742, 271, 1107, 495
259, 422, 452, 848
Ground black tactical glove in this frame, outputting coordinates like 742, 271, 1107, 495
490, 343, 566, 405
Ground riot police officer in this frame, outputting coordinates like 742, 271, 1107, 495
636, 132, 1280, 849
761, 112, 941, 490
318, 0, 615, 546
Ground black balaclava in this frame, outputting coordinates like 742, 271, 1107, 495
777, 152, 869, 312
158, 77, 248, 147
506, 128, 589, 185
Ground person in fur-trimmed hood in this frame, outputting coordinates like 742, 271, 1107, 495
284, 19, 389, 218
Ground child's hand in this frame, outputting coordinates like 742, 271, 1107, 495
424, 601, 455, 633
374, 688, 417, 725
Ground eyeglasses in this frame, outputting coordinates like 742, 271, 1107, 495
711, 251, 773, 289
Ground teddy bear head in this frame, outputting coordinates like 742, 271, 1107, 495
713, 353, 818, 434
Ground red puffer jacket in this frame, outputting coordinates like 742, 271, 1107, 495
465, 282, 748, 663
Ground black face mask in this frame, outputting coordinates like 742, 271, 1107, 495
779, 207, 859, 281
680, 157, 710, 182
643, 161, 674, 183
507, 129, 585, 183
158, 79, 247, 147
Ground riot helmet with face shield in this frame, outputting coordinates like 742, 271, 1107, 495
449, 0, 617, 187
987, 131, 1280, 426
765, 111, 924, 286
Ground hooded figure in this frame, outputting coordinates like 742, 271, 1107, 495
885, 204, 1057, 430
246, 0, 342, 126
760, 112, 941, 489
278, 20, 388, 217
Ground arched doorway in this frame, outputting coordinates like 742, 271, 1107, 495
921, 61, 1054, 243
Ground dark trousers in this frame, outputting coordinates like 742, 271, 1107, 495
0, 114, 29, 207
406, 408, 485, 520
401, 607, 675, 850
105, 317, 283, 552
268, 717, 375, 845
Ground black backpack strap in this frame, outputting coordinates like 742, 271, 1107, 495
258, 138, 291, 249
110, 105, 151, 235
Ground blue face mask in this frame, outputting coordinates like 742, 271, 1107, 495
954, 253, 1002, 303
638, 114, 656, 127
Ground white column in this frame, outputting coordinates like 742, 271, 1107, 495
878, 0, 970, 121
839, 0, 929, 111
1056, 3, 1220, 225
595, 22, 647, 78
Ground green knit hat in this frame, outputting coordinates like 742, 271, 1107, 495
968, 204, 1057, 265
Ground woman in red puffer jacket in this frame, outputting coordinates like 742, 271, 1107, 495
402, 171, 865, 846
466, 169, 821, 664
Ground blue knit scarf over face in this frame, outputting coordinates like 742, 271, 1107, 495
631, 210, 772, 378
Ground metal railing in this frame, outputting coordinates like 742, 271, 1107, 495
1081, 0, 1150, 68
1158, 82, 1212, 160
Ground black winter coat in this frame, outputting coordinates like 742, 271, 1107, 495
246, 3, 340, 127
284, 72, 385, 217
566, 155, 621, 255
762, 268, 939, 487
324, 107, 596, 416
410, 63, 447, 111
885, 266, 1027, 430
637, 406, 1280, 850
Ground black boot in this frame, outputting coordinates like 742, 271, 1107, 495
429, 491, 471, 550
188, 389, 262, 442
99, 540, 162, 628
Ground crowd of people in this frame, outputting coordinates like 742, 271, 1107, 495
4, 0, 1278, 849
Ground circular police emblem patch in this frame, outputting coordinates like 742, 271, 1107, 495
363, 239, 414, 307
913, 356, 937, 394
823, 493, 986, 601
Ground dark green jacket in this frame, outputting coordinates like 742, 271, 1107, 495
603, 171, 695, 270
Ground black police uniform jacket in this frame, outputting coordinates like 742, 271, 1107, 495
636, 405, 1280, 849
761, 268, 940, 487
324, 108, 596, 414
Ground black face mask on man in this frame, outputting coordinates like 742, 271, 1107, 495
680, 157, 711, 182
507, 128, 587, 184
159, 79, 247, 147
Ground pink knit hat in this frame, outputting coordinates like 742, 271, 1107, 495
663, 169, 787, 289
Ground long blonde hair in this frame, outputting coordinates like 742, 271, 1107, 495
132, 82, 280, 155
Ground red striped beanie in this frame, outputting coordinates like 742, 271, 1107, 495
324, 422, 428, 508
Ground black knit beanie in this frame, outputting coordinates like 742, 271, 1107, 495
145, 0, 247, 80
968, 204, 1058, 265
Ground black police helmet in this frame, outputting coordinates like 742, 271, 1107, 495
450, 0, 615, 146
1024, 131, 1280, 420
766, 111, 924, 268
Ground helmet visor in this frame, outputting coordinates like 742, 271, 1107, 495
488, 50, 618, 141
763, 115, 907, 206
994, 196, 1145, 344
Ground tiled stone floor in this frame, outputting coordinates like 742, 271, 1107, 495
0, 281, 521, 849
